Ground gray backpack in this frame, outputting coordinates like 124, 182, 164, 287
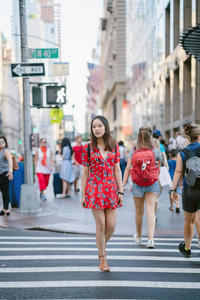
181, 146, 200, 188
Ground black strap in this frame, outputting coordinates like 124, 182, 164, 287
87, 143, 90, 164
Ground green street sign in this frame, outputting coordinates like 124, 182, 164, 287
29, 48, 59, 59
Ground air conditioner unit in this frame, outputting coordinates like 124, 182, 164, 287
101, 18, 107, 31
107, 0, 112, 13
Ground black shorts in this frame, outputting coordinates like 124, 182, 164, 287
182, 188, 200, 213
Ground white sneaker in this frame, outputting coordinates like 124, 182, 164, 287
197, 236, 200, 248
147, 239, 154, 248
133, 233, 142, 245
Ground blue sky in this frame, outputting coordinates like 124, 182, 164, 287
0, 0, 103, 133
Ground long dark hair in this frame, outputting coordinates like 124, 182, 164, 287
137, 126, 153, 149
91, 115, 115, 151
0, 136, 8, 148
61, 137, 73, 155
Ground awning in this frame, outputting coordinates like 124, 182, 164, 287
180, 23, 200, 60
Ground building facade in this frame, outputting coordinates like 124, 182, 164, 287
0, 33, 22, 152
127, 0, 200, 141
99, 0, 126, 141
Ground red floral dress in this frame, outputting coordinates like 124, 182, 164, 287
82, 143, 122, 209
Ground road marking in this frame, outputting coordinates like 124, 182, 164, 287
0, 266, 199, 273
0, 280, 199, 289
0, 237, 188, 241
0, 255, 199, 261
0, 241, 197, 246
0, 247, 199, 253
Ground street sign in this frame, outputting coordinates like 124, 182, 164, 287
11, 63, 45, 77
29, 48, 59, 59
53, 62, 69, 76
46, 85, 67, 105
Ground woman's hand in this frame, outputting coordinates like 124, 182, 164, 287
171, 192, 179, 204
6, 170, 13, 181
81, 197, 86, 208
118, 194, 123, 205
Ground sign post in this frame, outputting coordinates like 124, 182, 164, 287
18, 0, 40, 213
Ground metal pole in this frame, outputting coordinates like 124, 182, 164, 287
19, 0, 39, 212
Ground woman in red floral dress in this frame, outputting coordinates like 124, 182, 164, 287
81, 115, 123, 272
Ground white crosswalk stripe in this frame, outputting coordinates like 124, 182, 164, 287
0, 234, 199, 299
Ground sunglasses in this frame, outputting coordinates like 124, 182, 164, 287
41, 141, 47, 143
0, 141, 5, 144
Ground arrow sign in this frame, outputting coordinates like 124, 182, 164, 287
11, 63, 45, 77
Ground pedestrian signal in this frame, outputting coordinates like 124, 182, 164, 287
32, 87, 43, 107
46, 85, 66, 105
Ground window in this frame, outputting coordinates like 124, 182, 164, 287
113, 99, 117, 121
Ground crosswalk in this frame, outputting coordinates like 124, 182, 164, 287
0, 234, 200, 299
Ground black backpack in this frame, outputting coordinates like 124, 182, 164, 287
181, 145, 200, 188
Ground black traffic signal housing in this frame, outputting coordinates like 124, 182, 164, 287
32, 86, 43, 107
46, 85, 66, 105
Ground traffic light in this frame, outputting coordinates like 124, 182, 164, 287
18, 139, 22, 145
31, 133, 39, 148
46, 85, 66, 105
32, 86, 43, 107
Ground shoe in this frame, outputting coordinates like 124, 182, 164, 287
176, 207, 180, 213
197, 237, 200, 249
75, 188, 80, 193
0, 210, 10, 216
147, 239, 154, 248
41, 195, 47, 201
133, 233, 142, 245
169, 206, 174, 211
99, 254, 110, 272
66, 195, 71, 198
178, 242, 191, 258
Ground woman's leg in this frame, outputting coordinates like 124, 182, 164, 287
44, 174, 50, 190
105, 209, 117, 245
133, 196, 145, 238
145, 192, 157, 240
183, 210, 196, 249
195, 210, 200, 239
67, 182, 71, 196
62, 180, 68, 195
91, 209, 106, 256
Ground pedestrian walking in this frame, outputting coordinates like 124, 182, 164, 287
168, 149, 180, 213
122, 126, 161, 248
118, 141, 127, 179
73, 134, 83, 193
171, 124, 200, 257
35, 138, 53, 201
0, 136, 13, 215
172, 131, 186, 150
81, 115, 123, 272
59, 137, 75, 198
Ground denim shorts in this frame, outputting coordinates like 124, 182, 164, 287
131, 181, 160, 197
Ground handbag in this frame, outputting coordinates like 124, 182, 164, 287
12, 155, 19, 171
159, 166, 172, 188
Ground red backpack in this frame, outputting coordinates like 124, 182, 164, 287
130, 146, 159, 187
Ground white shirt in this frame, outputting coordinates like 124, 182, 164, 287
35, 148, 51, 174
172, 135, 187, 150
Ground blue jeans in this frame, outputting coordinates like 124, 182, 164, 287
120, 159, 126, 179
131, 181, 160, 197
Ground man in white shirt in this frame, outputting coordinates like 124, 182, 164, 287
172, 131, 186, 150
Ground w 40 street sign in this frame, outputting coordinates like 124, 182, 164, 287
29, 48, 59, 59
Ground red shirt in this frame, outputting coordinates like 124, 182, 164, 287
73, 145, 84, 165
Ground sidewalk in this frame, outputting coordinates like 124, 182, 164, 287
0, 178, 190, 237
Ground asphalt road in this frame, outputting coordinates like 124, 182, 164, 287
0, 228, 200, 299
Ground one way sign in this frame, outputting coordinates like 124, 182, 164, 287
11, 63, 45, 77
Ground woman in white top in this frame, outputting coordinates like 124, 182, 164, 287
35, 138, 53, 201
